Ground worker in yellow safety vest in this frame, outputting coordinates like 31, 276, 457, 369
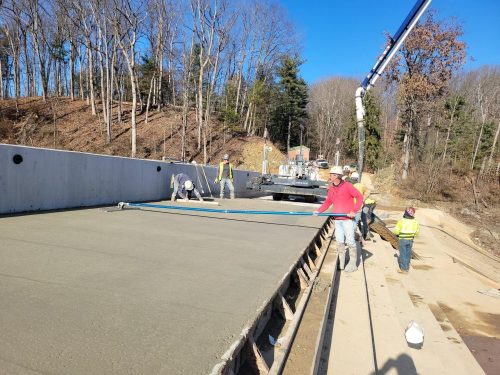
393, 207, 420, 273
350, 172, 375, 241
215, 154, 235, 199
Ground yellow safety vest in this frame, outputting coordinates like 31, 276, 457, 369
394, 218, 420, 239
364, 197, 376, 205
353, 182, 366, 205
218, 162, 233, 180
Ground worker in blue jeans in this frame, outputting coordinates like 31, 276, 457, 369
215, 154, 235, 199
393, 207, 420, 273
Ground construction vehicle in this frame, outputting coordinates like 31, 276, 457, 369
355, 0, 432, 253
355, 0, 432, 178
246, 152, 327, 203
248, 0, 432, 208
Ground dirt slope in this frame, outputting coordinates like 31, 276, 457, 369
0, 97, 285, 170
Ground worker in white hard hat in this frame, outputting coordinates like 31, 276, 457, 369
215, 154, 235, 199
342, 165, 351, 181
171, 173, 203, 202
313, 166, 363, 272
350, 171, 373, 242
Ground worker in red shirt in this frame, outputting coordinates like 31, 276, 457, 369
314, 166, 364, 272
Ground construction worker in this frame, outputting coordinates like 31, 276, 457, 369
341, 165, 351, 181
350, 171, 366, 240
215, 154, 235, 199
171, 173, 203, 202
393, 207, 420, 273
361, 197, 377, 241
313, 166, 363, 272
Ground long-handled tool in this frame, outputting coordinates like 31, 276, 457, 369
117, 202, 347, 217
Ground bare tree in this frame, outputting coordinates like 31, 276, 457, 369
386, 12, 465, 179
111, 0, 144, 157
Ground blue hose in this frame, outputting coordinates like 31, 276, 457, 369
122, 202, 347, 217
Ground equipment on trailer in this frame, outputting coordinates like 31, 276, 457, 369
246, 153, 327, 203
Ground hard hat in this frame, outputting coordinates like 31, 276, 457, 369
329, 166, 343, 175
405, 207, 416, 217
351, 172, 360, 180
343, 165, 350, 172
184, 180, 194, 190
223, 154, 229, 160
405, 321, 424, 345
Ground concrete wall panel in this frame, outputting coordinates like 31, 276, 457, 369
0, 144, 260, 214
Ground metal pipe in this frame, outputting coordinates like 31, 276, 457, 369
355, 86, 366, 180
355, 0, 432, 178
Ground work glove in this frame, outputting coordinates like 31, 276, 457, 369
214, 179, 219, 184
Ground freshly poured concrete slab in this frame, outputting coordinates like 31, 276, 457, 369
0, 199, 325, 374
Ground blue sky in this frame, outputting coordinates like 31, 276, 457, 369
280, 0, 500, 83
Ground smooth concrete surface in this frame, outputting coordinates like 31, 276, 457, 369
0, 199, 325, 374
0, 144, 260, 214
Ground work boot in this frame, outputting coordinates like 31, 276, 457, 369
338, 253, 345, 270
230, 192, 235, 199
220, 194, 224, 199
345, 246, 358, 273
337, 244, 346, 270
171, 193, 176, 201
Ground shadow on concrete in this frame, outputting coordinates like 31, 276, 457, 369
371, 353, 418, 375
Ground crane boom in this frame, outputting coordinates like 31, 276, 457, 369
356, 0, 432, 177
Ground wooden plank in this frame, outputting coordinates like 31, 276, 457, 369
248, 336, 269, 374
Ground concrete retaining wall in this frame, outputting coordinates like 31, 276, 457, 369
0, 144, 261, 214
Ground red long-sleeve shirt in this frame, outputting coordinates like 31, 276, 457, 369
317, 180, 363, 220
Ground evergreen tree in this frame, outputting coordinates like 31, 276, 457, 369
346, 91, 383, 171
270, 56, 308, 151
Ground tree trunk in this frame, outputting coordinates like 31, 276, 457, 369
0, 57, 4, 99
487, 120, 500, 172
69, 41, 75, 100
287, 116, 292, 156
402, 122, 413, 180
471, 119, 485, 170
78, 48, 84, 99
130, 69, 137, 157
87, 44, 97, 115
145, 74, 155, 124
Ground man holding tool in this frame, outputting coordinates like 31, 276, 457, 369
215, 154, 235, 199
314, 166, 363, 272
171, 173, 204, 202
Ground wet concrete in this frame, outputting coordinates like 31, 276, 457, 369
0, 199, 325, 374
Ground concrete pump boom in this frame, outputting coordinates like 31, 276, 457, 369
356, 0, 432, 178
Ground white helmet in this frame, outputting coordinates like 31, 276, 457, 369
223, 154, 229, 160
329, 166, 343, 175
351, 172, 360, 180
343, 165, 351, 172
184, 180, 194, 190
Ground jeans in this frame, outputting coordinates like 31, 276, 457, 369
335, 219, 357, 268
220, 178, 235, 199
398, 239, 414, 271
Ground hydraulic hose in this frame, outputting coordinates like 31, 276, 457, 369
118, 202, 347, 217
